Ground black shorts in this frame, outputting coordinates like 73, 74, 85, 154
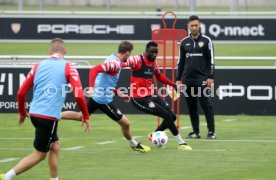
87, 98, 123, 121
30, 116, 59, 153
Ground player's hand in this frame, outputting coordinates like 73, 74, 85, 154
176, 80, 182, 84
206, 78, 214, 88
167, 85, 180, 101
81, 119, 90, 132
117, 91, 130, 103
18, 113, 29, 125
176, 81, 184, 91
86, 87, 94, 98
121, 94, 131, 103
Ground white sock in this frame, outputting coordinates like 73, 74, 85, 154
128, 138, 138, 147
50, 177, 58, 180
5, 169, 16, 180
175, 134, 186, 144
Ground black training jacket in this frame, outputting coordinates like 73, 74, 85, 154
176, 33, 214, 85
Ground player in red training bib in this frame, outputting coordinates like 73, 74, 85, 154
125, 41, 192, 151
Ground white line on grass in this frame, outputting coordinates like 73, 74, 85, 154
0, 138, 33, 140
0, 158, 19, 163
196, 140, 276, 143
96, 141, 116, 145
180, 126, 192, 130
62, 146, 85, 151
180, 124, 207, 130
0, 147, 85, 151
191, 149, 227, 152
169, 139, 276, 143
132, 136, 143, 139
122, 136, 143, 140
0, 137, 93, 140
0, 148, 32, 150
222, 119, 237, 122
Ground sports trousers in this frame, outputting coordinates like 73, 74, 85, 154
131, 96, 179, 136
185, 83, 215, 134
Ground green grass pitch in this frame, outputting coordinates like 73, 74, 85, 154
1, 4, 276, 180
0, 114, 276, 179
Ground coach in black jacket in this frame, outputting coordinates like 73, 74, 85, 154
176, 15, 216, 139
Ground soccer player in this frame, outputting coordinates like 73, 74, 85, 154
0, 38, 90, 180
61, 41, 151, 153
125, 41, 192, 151
176, 15, 216, 139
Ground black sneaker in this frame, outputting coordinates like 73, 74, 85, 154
206, 132, 216, 139
186, 132, 201, 139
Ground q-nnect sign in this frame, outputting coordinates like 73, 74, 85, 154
0, 17, 275, 41
200, 23, 265, 38
197, 18, 273, 40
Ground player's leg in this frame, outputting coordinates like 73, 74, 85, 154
116, 115, 150, 152
131, 97, 191, 150
61, 111, 82, 121
116, 115, 132, 140
3, 149, 47, 180
98, 102, 150, 152
150, 97, 191, 149
97, 102, 128, 139
152, 96, 177, 132
3, 117, 56, 180
48, 141, 60, 179
11, 149, 47, 176
199, 86, 216, 139
185, 85, 201, 138
61, 98, 98, 121
131, 96, 177, 135
48, 127, 60, 179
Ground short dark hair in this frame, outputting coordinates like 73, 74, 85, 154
118, 41, 133, 54
188, 15, 200, 22
146, 41, 158, 51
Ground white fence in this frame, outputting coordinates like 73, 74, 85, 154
0, 55, 276, 66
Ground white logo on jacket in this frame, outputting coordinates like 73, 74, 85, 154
186, 53, 203, 58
